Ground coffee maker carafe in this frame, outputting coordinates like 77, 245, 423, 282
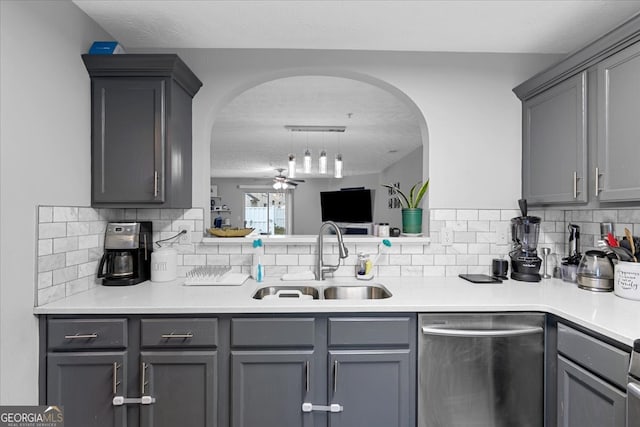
98, 222, 152, 286
509, 199, 542, 282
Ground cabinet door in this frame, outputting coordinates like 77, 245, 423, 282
230, 350, 315, 427
522, 72, 587, 204
597, 41, 640, 201
47, 352, 127, 427
139, 351, 217, 427
92, 78, 165, 204
328, 350, 411, 427
557, 355, 626, 427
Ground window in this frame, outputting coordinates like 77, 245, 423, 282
244, 192, 289, 235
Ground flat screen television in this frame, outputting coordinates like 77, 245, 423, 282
320, 188, 373, 223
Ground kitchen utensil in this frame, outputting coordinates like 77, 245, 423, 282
607, 246, 634, 262
97, 222, 153, 286
607, 232, 619, 247
600, 222, 614, 240
614, 261, 640, 300
518, 198, 527, 217
541, 247, 552, 279
625, 228, 638, 262
576, 250, 615, 292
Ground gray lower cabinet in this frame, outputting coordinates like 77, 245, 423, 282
522, 72, 587, 204
555, 323, 630, 427
140, 351, 217, 427
596, 41, 640, 202
557, 355, 626, 427
328, 350, 411, 427
228, 315, 415, 427
47, 352, 128, 427
230, 350, 314, 427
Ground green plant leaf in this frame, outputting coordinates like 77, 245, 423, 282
412, 179, 430, 208
382, 184, 410, 208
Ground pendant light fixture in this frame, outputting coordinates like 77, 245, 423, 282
334, 153, 343, 179
303, 149, 312, 174
319, 150, 327, 174
288, 154, 296, 178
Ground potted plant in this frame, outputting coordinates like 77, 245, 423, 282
382, 180, 430, 235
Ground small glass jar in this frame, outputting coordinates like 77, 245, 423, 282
378, 223, 390, 237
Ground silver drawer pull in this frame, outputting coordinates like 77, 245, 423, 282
629, 382, 640, 399
160, 332, 194, 339
64, 333, 98, 340
301, 403, 343, 413
112, 396, 156, 406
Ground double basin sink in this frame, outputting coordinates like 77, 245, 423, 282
253, 283, 392, 301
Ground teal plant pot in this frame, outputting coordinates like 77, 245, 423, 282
402, 208, 423, 234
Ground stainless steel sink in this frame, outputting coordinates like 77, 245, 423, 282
253, 286, 320, 300
323, 284, 392, 300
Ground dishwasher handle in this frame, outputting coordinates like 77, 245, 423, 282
629, 382, 640, 399
422, 325, 543, 338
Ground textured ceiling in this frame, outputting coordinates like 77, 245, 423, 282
211, 76, 421, 178
74, 1, 640, 53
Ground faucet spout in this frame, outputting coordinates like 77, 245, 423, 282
316, 221, 349, 280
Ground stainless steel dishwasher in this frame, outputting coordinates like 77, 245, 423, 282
418, 313, 544, 427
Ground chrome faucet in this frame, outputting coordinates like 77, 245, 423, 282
316, 221, 349, 280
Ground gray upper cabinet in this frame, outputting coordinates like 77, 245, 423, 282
522, 72, 587, 205
82, 54, 202, 208
596, 41, 640, 201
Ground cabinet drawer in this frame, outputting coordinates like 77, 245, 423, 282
328, 317, 411, 347
48, 319, 127, 350
141, 318, 218, 348
231, 318, 315, 348
557, 323, 630, 388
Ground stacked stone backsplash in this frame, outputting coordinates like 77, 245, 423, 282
38, 205, 639, 306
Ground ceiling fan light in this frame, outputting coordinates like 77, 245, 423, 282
319, 150, 327, 174
288, 154, 296, 178
303, 149, 312, 174
334, 153, 343, 179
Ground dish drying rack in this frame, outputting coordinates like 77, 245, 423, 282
184, 265, 249, 286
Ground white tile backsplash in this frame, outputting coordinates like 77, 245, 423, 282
36, 205, 640, 306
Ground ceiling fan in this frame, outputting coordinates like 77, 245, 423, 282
273, 168, 305, 188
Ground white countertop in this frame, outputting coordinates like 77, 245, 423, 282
34, 276, 640, 347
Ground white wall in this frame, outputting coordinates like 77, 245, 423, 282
151, 49, 561, 216
0, 0, 111, 403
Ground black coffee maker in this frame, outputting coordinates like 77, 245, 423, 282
509, 199, 542, 282
98, 222, 152, 286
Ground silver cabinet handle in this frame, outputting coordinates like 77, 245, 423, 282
112, 362, 121, 395
153, 171, 159, 198
141, 362, 148, 395
573, 171, 578, 199
333, 360, 338, 394
64, 333, 98, 340
421, 325, 543, 338
595, 167, 601, 197
305, 360, 310, 393
301, 403, 343, 413
629, 382, 640, 399
160, 332, 194, 339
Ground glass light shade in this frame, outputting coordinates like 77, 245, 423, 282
319, 150, 327, 174
303, 149, 312, 174
288, 154, 296, 178
334, 154, 343, 179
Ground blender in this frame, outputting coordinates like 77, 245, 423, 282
509, 199, 542, 282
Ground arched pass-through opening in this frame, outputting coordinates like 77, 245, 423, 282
205, 68, 430, 235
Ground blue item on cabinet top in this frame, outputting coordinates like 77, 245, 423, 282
89, 41, 126, 55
